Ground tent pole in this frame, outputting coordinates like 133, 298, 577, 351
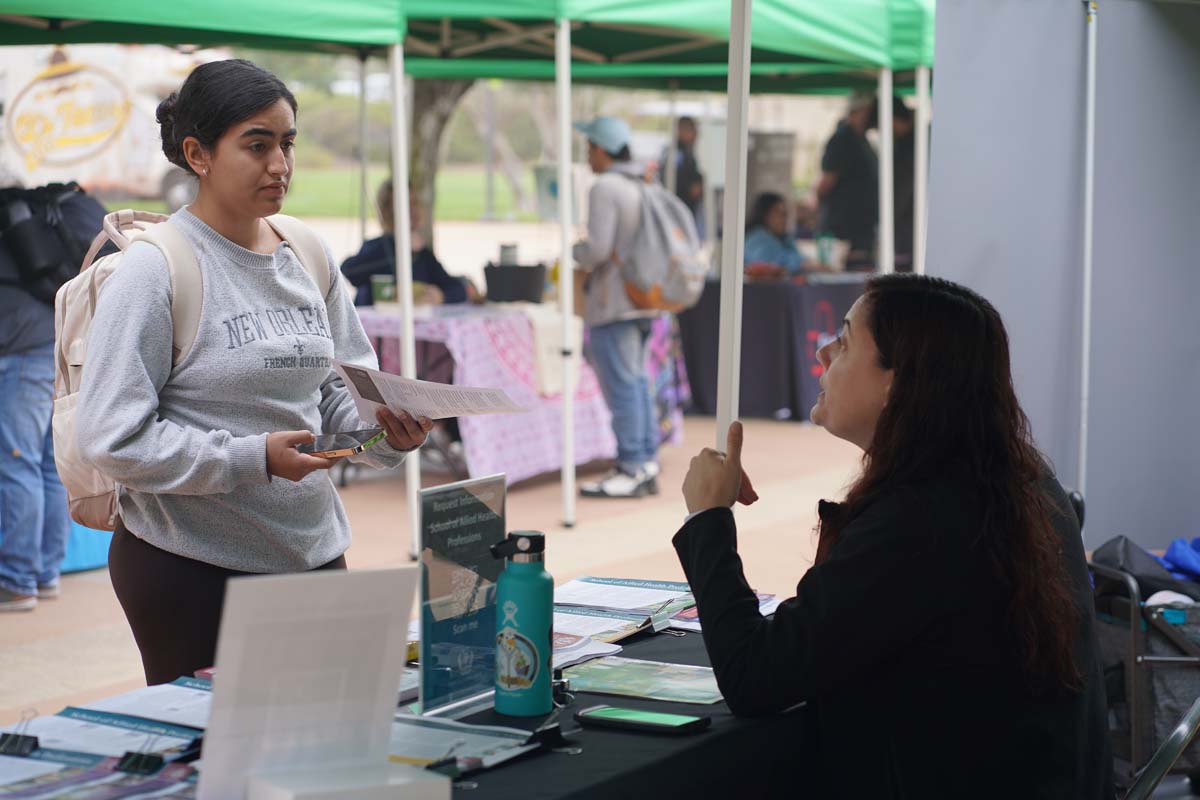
877, 68, 895, 274
1079, 0, 1097, 498
359, 50, 370, 244
715, 0, 752, 450
664, 79, 679, 196
556, 18, 577, 528
914, 64, 930, 275
484, 82, 496, 221
389, 44, 421, 559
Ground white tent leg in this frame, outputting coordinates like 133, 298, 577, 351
877, 68, 895, 274
484, 82, 496, 221
914, 64, 931, 275
359, 51, 370, 244
664, 80, 679, 195
556, 19, 577, 528
389, 44, 421, 559
1079, 1, 1097, 497
715, 0, 752, 450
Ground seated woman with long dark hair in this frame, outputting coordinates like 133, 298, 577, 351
676, 274, 1112, 797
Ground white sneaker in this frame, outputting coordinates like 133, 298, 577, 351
0, 587, 37, 612
580, 468, 649, 498
642, 462, 661, 495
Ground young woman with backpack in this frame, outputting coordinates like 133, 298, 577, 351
75, 60, 430, 684
675, 275, 1113, 797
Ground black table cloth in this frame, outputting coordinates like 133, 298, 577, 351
458, 628, 809, 799
678, 276, 869, 421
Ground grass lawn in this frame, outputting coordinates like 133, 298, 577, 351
111, 164, 540, 222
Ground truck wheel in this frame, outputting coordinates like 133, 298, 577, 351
162, 168, 197, 212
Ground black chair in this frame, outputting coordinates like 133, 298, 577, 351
1124, 693, 1200, 800
1069, 489, 1085, 529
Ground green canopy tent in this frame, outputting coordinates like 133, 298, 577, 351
0, 0, 934, 545
395, 1, 935, 533
390, 1, 900, 533
0, 1, 405, 51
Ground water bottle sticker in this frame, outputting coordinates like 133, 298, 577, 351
497, 626, 540, 691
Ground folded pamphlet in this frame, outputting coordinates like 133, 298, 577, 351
334, 359, 525, 422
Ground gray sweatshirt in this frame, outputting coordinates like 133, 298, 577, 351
572, 161, 654, 327
77, 208, 404, 573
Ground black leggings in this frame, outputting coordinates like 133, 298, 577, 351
109, 520, 346, 685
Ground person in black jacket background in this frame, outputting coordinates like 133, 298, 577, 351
675, 274, 1113, 798
0, 182, 109, 611
340, 178, 474, 307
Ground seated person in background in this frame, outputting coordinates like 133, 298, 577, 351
674, 274, 1113, 797
743, 192, 806, 278
341, 178, 471, 307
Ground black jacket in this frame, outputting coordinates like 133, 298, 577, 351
339, 235, 467, 307
673, 472, 1113, 799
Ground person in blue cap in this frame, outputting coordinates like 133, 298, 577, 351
571, 116, 660, 499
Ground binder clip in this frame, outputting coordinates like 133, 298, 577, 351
551, 670, 573, 707
115, 734, 165, 775
424, 738, 466, 778
173, 735, 203, 764
0, 710, 39, 757
526, 721, 581, 755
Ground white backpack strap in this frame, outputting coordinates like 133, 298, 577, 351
81, 209, 171, 272
266, 214, 332, 297
137, 222, 203, 365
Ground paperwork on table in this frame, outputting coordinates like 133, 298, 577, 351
564, 657, 724, 705
0, 709, 197, 758
81, 678, 213, 731
0, 756, 195, 795
669, 593, 783, 632
553, 576, 696, 625
0, 754, 70, 787
334, 359, 525, 421
389, 715, 537, 772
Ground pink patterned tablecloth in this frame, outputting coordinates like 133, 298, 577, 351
359, 306, 617, 485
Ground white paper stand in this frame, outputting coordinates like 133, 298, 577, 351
248, 763, 449, 800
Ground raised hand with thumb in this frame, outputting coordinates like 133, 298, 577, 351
681, 421, 759, 515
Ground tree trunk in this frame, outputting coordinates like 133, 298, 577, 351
462, 100, 534, 215
409, 78, 475, 245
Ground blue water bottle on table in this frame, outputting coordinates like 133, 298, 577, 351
491, 531, 553, 717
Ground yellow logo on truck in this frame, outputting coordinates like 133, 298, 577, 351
8, 58, 132, 171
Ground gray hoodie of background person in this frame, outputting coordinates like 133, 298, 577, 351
572, 160, 655, 328
76, 208, 405, 573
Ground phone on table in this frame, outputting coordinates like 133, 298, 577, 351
295, 428, 386, 459
573, 705, 711, 735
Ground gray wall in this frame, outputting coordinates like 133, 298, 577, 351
928, 0, 1200, 548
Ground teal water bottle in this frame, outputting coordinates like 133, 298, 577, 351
491, 531, 553, 717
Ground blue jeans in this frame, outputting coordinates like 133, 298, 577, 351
0, 344, 68, 595
587, 319, 658, 473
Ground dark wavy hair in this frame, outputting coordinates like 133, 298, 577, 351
156, 59, 297, 175
747, 192, 785, 233
815, 274, 1081, 690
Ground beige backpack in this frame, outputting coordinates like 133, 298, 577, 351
52, 210, 331, 531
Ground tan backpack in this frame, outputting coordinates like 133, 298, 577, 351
52, 210, 331, 531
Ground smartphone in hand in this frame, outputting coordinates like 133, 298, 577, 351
295, 428, 386, 459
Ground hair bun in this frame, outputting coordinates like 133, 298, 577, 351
156, 92, 187, 171
155, 92, 178, 128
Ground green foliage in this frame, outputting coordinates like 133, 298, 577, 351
293, 89, 394, 165
443, 92, 544, 164
231, 48, 347, 94
109, 166, 538, 221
